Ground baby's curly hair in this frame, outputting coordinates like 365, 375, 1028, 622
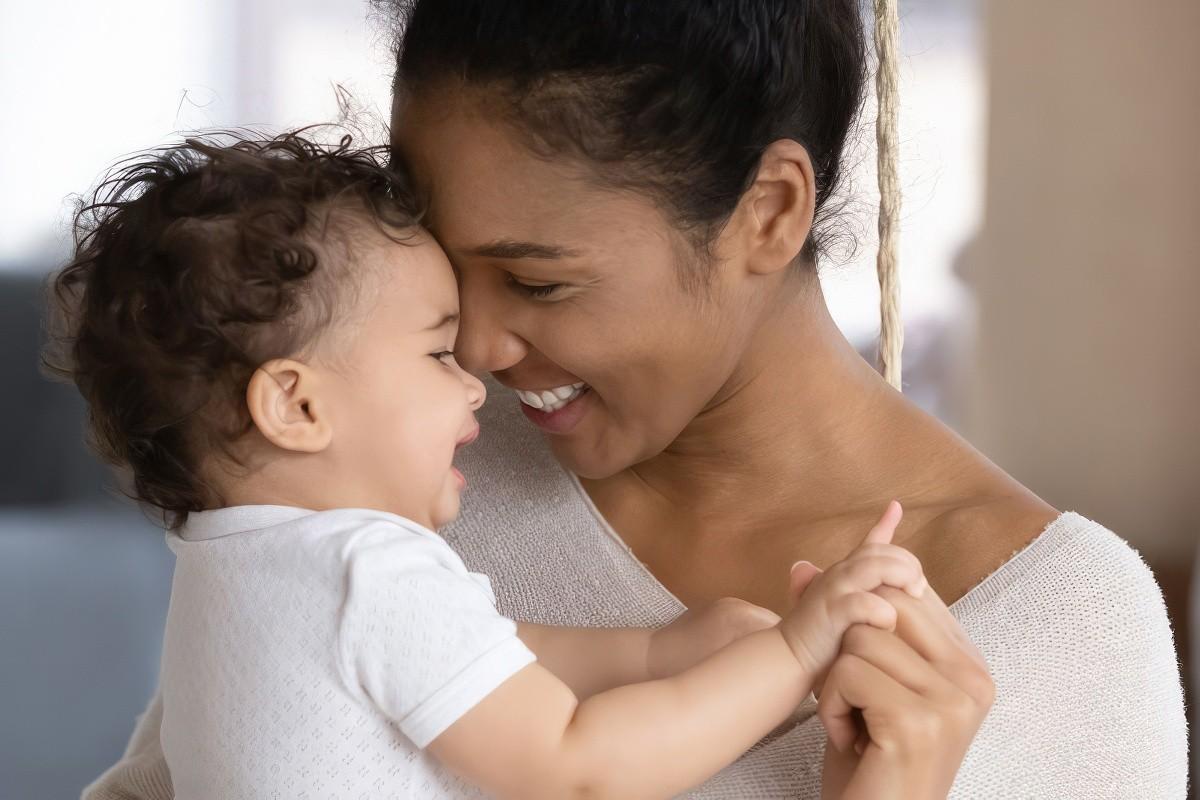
43, 130, 423, 528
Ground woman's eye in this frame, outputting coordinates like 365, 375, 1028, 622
507, 276, 563, 299
431, 350, 455, 363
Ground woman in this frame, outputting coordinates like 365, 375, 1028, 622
87, 1, 1186, 797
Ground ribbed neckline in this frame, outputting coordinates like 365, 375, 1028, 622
565, 469, 1087, 617
566, 471, 689, 614
949, 511, 1094, 616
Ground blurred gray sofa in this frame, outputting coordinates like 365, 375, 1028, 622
0, 271, 172, 800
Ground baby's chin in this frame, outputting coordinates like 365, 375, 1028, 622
427, 487, 464, 531
428, 508, 460, 532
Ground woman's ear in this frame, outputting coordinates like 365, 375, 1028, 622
734, 139, 817, 276
245, 359, 333, 453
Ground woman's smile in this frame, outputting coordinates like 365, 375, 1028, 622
513, 381, 588, 412
515, 384, 594, 434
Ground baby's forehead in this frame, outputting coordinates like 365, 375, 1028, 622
326, 220, 460, 328
338, 220, 450, 285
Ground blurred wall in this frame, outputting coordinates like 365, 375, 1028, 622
967, 0, 1200, 562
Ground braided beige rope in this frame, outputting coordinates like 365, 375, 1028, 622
874, 0, 903, 390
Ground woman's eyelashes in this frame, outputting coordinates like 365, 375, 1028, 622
505, 274, 563, 299
431, 350, 456, 364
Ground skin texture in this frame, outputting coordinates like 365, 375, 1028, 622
394, 86, 1055, 797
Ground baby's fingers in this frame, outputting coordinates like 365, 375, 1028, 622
840, 552, 928, 599
861, 499, 903, 546
831, 591, 898, 633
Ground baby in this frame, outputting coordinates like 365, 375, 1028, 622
48, 132, 927, 799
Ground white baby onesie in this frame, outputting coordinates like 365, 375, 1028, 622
159, 504, 536, 799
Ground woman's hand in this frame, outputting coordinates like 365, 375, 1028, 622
812, 580, 995, 800
647, 597, 781, 680
778, 501, 925, 679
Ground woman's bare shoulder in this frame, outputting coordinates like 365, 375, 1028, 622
906, 492, 1060, 605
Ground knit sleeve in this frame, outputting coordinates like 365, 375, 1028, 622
80, 689, 173, 800
949, 515, 1188, 799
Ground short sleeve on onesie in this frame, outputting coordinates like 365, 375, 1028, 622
337, 519, 537, 749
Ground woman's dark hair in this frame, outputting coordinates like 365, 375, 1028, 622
385, 0, 867, 265
44, 131, 422, 528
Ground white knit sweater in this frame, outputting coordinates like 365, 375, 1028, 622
84, 386, 1188, 799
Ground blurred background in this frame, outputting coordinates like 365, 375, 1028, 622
1, 0, 1196, 797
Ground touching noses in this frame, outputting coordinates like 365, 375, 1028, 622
461, 368, 487, 411
453, 272, 529, 375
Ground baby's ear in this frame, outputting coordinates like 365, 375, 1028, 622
245, 359, 333, 453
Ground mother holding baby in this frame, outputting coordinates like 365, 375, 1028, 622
88, 0, 1185, 797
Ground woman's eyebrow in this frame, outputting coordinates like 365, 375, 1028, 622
467, 239, 582, 260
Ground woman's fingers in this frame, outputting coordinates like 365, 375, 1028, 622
837, 623, 954, 698
873, 585, 996, 707
875, 586, 982, 667
817, 652, 923, 755
917, 579, 988, 662
909, 575, 984, 661
819, 641, 989, 800
825, 576, 994, 721
812, 616, 954, 701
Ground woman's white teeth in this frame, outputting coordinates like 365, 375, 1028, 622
517, 383, 586, 413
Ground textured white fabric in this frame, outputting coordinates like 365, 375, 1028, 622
159, 505, 536, 800
87, 378, 1188, 799
441, 385, 1190, 799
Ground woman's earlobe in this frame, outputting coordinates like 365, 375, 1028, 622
245, 359, 333, 454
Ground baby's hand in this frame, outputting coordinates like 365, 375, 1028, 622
777, 501, 927, 679
648, 597, 781, 680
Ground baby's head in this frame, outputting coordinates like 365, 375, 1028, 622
46, 131, 485, 531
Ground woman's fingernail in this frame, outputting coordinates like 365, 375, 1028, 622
791, 560, 813, 573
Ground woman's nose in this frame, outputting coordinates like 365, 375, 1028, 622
455, 274, 529, 375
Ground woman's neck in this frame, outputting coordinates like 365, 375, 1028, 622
620, 280, 979, 528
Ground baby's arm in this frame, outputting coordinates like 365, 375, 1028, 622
430, 502, 921, 800
431, 626, 811, 800
516, 597, 781, 699
514, 624, 652, 699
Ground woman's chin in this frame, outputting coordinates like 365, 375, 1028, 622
547, 435, 636, 482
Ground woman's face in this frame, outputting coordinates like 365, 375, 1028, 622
393, 90, 778, 479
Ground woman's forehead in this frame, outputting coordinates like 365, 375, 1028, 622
391, 90, 687, 272
396, 106, 633, 243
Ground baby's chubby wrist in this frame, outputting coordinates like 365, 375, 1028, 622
647, 597, 782, 680
774, 619, 827, 683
